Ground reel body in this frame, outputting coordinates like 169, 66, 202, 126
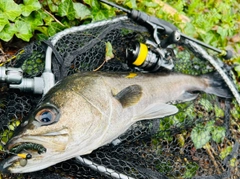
126, 41, 174, 72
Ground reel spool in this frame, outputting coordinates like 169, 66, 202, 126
126, 41, 174, 72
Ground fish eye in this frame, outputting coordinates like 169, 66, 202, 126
35, 106, 59, 125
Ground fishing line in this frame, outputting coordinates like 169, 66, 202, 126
0, 149, 32, 167
0, 149, 32, 159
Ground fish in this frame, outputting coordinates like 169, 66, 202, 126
0, 71, 232, 173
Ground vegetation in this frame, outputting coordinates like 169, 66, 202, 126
0, 0, 239, 177
0, 0, 238, 47
0, 0, 239, 73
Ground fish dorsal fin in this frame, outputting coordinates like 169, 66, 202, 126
133, 103, 178, 121
114, 85, 142, 108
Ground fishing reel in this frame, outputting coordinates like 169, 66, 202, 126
126, 40, 174, 72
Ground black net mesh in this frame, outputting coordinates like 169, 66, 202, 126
0, 16, 239, 179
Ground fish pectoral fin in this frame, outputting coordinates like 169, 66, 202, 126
133, 103, 178, 121
114, 84, 142, 108
177, 92, 198, 102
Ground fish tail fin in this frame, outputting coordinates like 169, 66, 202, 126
201, 72, 233, 98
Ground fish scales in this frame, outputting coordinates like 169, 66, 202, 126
0, 71, 232, 173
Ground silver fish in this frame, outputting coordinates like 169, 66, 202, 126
0, 71, 231, 173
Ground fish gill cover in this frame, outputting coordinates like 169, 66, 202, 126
0, 17, 239, 179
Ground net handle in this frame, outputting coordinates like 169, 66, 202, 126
75, 156, 135, 179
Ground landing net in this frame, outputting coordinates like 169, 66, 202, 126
0, 16, 239, 179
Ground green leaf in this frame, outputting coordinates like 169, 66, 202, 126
143, 1, 158, 8
230, 158, 237, 167
39, 9, 54, 26
125, 0, 137, 9
199, 98, 213, 111
205, 120, 215, 131
220, 146, 232, 160
176, 134, 185, 147
0, 130, 13, 144
185, 103, 196, 119
170, 0, 186, 12
0, 24, 17, 42
84, 0, 100, 10
61, 17, 77, 28
217, 26, 228, 41
36, 33, 48, 40
214, 104, 224, 118
211, 126, 225, 143
231, 100, 240, 120
47, 22, 65, 37
183, 22, 197, 38
15, 20, 33, 41
46, 0, 59, 13
22, 11, 43, 30
183, 162, 199, 178
20, 0, 42, 17
186, 0, 204, 16
91, 9, 107, 21
105, 42, 114, 61
191, 123, 211, 149
0, 0, 22, 21
35, 26, 48, 36
234, 65, 240, 79
73, 3, 91, 20
58, 0, 75, 20
92, 9, 115, 21
0, 13, 9, 32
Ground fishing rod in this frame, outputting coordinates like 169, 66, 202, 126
99, 0, 240, 106
99, 0, 233, 60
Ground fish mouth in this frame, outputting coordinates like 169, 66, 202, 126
0, 129, 69, 173
0, 141, 46, 173
0, 142, 45, 173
